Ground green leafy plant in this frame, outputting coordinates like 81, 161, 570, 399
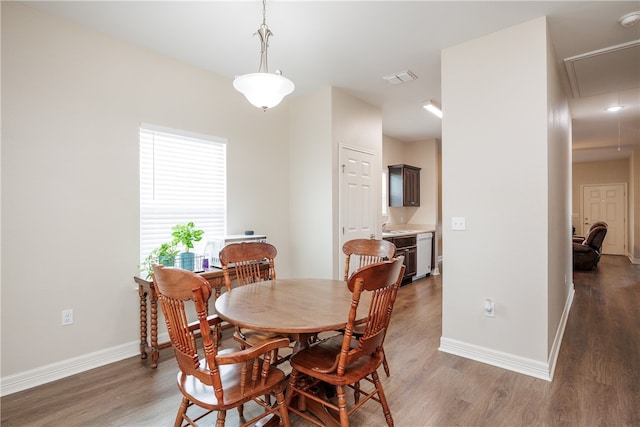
171, 222, 204, 253
139, 242, 179, 279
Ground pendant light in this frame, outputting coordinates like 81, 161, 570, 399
233, 0, 294, 111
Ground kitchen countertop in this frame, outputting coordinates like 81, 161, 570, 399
381, 226, 435, 238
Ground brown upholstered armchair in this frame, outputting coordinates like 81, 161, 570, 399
573, 221, 608, 244
573, 222, 608, 270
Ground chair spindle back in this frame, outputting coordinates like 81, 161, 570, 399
342, 239, 396, 281
220, 242, 277, 290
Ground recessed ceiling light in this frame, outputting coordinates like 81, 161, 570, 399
619, 11, 640, 27
606, 105, 623, 112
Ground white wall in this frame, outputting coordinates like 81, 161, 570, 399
382, 135, 405, 224
1, 2, 292, 386
331, 88, 383, 278
545, 24, 573, 361
382, 136, 439, 227
288, 87, 382, 280
288, 87, 333, 278
631, 150, 640, 262
572, 159, 630, 236
571, 156, 640, 262
440, 17, 572, 379
405, 140, 439, 226
383, 136, 442, 271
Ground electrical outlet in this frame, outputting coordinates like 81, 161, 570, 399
452, 216, 466, 230
61, 309, 73, 326
484, 299, 495, 317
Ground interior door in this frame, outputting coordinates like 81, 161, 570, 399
582, 184, 626, 255
340, 146, 376, 245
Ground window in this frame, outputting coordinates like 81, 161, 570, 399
139, 124, 227, 265
382, 170, 388, 218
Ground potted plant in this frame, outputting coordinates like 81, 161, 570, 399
172, 222, 204, 271
140, 242, 179, 279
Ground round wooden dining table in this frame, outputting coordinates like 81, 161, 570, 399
214, 278, 369, 340
215, 278, 370, 427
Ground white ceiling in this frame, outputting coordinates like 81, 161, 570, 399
23, 1, 640, 163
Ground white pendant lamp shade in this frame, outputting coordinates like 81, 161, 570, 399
233, 72, 295, 111
234, 0, 294, 111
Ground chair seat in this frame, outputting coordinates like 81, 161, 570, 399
178, 357, 286, 411
573, 243, 596, 254
234, 329, 284, 347
289, 335, 384, 386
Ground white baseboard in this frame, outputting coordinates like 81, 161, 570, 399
439, 337, 552, 381
439, 286, 575, 382
547, 285, 575, 380
0, 339, 148, 397
431, 256, 442, 275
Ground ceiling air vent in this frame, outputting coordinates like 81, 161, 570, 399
383, 70, 418, 85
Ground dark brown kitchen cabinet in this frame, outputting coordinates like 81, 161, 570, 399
384, 235, 417, 282
388, 164, 421, 207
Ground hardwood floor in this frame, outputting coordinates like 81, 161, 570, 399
2, 255, 639, 426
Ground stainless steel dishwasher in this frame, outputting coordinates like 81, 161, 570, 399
414, 232, 433, 280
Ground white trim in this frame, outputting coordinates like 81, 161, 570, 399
139, 122, 227, 145
439, 287, 574, 382
1, 341, 141, 397
439, 338, 552, 381
547, 286, 575, 380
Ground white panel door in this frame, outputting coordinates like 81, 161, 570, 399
341, 147, 375, 244
582, 184, 626, 255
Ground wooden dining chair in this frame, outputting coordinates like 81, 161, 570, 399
220, 242, 277, 291
285, 257, 405, 427
342, 238, 396, 377
152, 264, 291, 427
342, 238, 396, 281
219, 242, 287, 361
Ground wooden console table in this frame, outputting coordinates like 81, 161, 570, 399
134, 266, 264, 368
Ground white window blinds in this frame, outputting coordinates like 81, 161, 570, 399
139, 124, 227, 264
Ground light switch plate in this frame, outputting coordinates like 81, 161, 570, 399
452, 216, 466, 230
